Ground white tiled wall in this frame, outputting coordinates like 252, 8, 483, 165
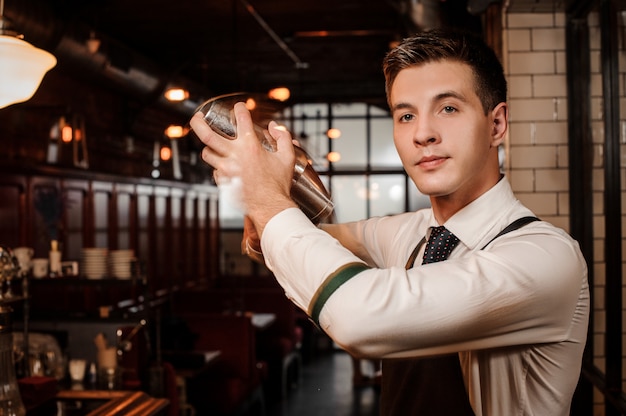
504, 13, 569, 228
504, 9, 619, 415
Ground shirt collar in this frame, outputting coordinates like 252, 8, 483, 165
441, 176, 520, 249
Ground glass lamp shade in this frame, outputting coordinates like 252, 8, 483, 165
0, 35, 56, 109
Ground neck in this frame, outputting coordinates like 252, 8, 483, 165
430, 173, 503, 224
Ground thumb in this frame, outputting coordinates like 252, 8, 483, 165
268, 121, 296, 158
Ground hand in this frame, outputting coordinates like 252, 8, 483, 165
242, 215, 261, 250
190, 102, 298, 236
241, 215, 265, 263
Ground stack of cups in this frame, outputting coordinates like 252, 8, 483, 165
81, 248, 109, 279
109, 250, 135, 279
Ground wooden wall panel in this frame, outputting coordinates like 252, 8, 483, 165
0, 176, 26, 249
114, 186, 134, 250
62, 184, 87, 261
31, 178, 62, 256
208, 194, 220, 278
0, 167, 219, 295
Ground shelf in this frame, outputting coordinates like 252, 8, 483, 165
0, 295, 29, 306
29, 277, 141, 285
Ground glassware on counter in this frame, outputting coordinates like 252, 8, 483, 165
0, 246, 20, 300
0, 306, 26, 416
13, 332, 65, 380
11, 248, 33, 279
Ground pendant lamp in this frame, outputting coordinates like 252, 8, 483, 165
0, 0, 56, 109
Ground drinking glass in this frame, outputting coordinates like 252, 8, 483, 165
12, 247, 33, 278
69, 359, 87, 383
0, 247, 19, 300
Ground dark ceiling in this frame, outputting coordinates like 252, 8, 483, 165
2, 0, 580, 177
6, 0, 488, 112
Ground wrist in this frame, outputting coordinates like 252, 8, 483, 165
248, 198, 298, 236
243, 237, 265, 263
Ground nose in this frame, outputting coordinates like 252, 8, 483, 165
412, 115, 440, 147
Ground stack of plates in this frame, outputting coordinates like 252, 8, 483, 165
109, 249, 135, 279
81, 248, 109, 279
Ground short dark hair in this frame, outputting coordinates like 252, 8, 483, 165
382, 29, 507, 114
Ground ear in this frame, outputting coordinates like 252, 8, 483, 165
490, 102, 508, 147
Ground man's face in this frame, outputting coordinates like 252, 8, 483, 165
389, 61, 506, 206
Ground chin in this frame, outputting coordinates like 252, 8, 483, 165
415, 188, 440, 198
413, 171, 461, 196
415, 181, 448, 196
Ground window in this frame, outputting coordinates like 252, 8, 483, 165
218, 102, 428, 228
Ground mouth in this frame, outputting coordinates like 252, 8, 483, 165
417, 155, 447, 169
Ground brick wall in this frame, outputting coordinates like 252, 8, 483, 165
503, 10, 620, 415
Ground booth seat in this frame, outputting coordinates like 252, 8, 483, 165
171, 286, 303, 402
164, 312, 266, 416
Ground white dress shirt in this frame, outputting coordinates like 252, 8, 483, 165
261, 177, 589, 416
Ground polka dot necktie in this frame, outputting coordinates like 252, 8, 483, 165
421, 226, 460, 264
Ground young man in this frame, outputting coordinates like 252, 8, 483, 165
191, 29, 589, 416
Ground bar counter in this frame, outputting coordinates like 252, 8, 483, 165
22, 379, 169, 416
56, 389, 168, 416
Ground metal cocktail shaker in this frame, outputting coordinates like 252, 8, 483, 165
195, 93, 335, 224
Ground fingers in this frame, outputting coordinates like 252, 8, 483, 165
192, 103, 296, 203
192, 106, 257, 177
268, 121, 296, 158
212, 168, 224, 185
191, 112, 231, 159
232, 102, 258, 143
189, 112, 214, 144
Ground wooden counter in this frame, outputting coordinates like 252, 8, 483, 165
56, 389, 168, 416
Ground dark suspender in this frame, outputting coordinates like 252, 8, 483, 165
381, 216, 540, 416
481, 216, 540, 249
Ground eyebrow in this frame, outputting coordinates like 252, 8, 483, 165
390, 102, 415, 113
391, 90, 469, 113
435, 90, 467, 103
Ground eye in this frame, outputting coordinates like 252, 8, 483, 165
398, 113, 415, 123
442, 106, 456, 114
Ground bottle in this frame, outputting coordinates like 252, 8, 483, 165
48, 240, 62, 277
0, 306, 26, 416
88, 362, 97, 385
